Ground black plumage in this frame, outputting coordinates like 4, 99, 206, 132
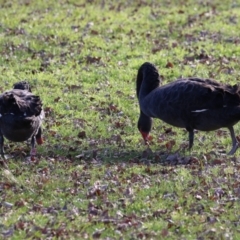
0, 81, 44, 159
137, 62, 240, 154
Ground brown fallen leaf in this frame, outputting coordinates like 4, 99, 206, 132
90, 29, 99, 35
166, 61, 174, 68
86, 55, 101, 64
212, 159, 223, 165
161, 228, 169, 237
78, 131, 86, 139
92, 228, 105, 239
152, 209, 168, 217
165, 140, 176, 150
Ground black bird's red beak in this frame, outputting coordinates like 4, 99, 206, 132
140, 130, 150, 145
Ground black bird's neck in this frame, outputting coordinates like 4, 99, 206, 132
136, 62, 161, 100
138, 111, 152, 132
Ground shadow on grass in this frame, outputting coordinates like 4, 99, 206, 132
2, 138, 237, 168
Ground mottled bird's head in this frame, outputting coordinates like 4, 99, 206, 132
13, 81, 32, 92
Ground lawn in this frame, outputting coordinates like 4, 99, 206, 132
1, 0, 240, 239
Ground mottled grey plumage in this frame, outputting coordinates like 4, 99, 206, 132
0, 81, 44, 159
137, 62, 240, 154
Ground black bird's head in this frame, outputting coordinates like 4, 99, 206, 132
138, 111, 152, 145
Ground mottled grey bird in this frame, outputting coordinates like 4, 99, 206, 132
0, 81, 44, 159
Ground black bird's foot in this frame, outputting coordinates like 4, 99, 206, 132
0, 151, 12, 160
227, 126, 238, 155
228, 142, 239, 155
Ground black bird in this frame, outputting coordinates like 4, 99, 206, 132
0, 81, 44, 159
137, 62, 240, 154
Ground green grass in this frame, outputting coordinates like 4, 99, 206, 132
1, 0, 240, 238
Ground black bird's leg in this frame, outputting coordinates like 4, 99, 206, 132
188, 130, 194, 150
30, 135, 37, 160
228, 126, 238, 155
0, 131, 5, 159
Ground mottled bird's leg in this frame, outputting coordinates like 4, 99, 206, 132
0, 132, 8, 168
228, 126, 238, 155
36, 127, 43, 145
30, 135, 37, 160
0, 131, 5, 159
